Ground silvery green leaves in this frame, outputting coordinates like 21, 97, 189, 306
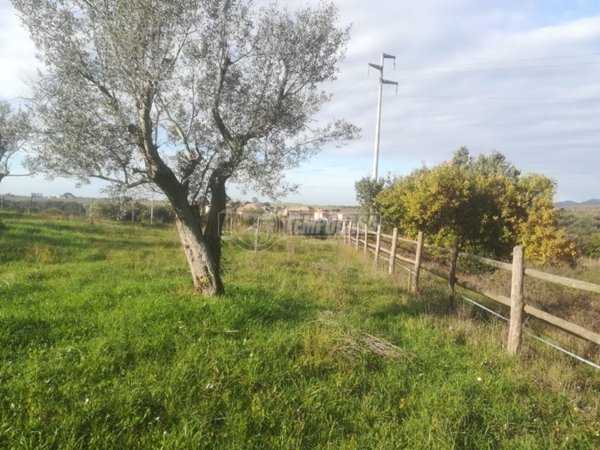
0, 100, 31, 182
12, 0, 355, 198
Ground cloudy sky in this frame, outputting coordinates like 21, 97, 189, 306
1, 0, 600, 204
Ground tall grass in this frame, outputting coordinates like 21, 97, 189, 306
0, 215, 598, 449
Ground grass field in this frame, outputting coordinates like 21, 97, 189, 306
0, 215, 599, 449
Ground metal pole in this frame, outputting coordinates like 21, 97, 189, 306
372, 54, 384, 180
368, 53, 398, 181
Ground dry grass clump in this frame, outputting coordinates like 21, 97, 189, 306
305, 311, 411, 364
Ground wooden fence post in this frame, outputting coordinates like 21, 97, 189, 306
254, 217, 261, 252
355, 222, 360, 250
89, 199, 94, 224
388, 227, 398, 275
374, 224, 382, 265
341, 221, 346, 244
447, 237, 459, 309
150, 194, 154, 225
363, 223, 368, 254
347, 221, 352, 245
507, 245, 525, 356
411, 231, 424, 293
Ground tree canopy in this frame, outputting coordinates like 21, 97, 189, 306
375, 148, 576, 265
13, 0, 357, 295
559, 211, 600, 258
354, 176, 388, 213
0, 100, 31, 183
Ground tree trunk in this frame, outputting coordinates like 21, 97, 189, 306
204, 176, 228, 269
145, 158, 224, 297
447, 237, 460, 310
134, 87, 223, 297
175, 210, 224, 296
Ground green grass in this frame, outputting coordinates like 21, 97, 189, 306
0, 215, 598, 449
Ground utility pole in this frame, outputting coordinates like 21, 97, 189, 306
368, 53, 398, 181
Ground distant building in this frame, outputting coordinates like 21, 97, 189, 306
313, 208, 347, 222
280, 206, 314, 219
236, 201, 272, 217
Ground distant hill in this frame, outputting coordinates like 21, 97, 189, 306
555, 200, 578, 207
580, 199, 600, 206
556, 199, 600, 208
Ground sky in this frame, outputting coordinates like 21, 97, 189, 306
1, 0, 600, 205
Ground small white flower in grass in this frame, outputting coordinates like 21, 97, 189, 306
205, 383, 214, 390
84, 398, 90, 405
155, 416, 160, 421
476, 377, 482, 382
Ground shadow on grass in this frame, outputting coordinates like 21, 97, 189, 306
370, 281, 505, 328
0, 218, 180, 264
0, 316, 54, 351
224, 284, 319, 327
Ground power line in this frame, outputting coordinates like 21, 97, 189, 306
394, 94, 600, 103
395, 52, 600, 71
393, 61, 600, 76
329, 82, 600, 105
328, 77, 371, 97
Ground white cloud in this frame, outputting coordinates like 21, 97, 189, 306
0, 1, 39, 100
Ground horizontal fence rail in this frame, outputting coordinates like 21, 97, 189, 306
342, 222, 600, 368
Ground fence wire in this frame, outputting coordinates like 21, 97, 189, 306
461, 295, 600, 371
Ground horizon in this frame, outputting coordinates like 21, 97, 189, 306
3, 191, 600, 209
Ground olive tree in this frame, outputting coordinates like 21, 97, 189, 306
12, 0, 356, 296
0, 100, 31, 183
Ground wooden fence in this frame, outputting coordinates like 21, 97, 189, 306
341, 222, 600, 364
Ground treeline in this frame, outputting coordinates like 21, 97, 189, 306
559, 211, 600, 258
0, 196, 175, 224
